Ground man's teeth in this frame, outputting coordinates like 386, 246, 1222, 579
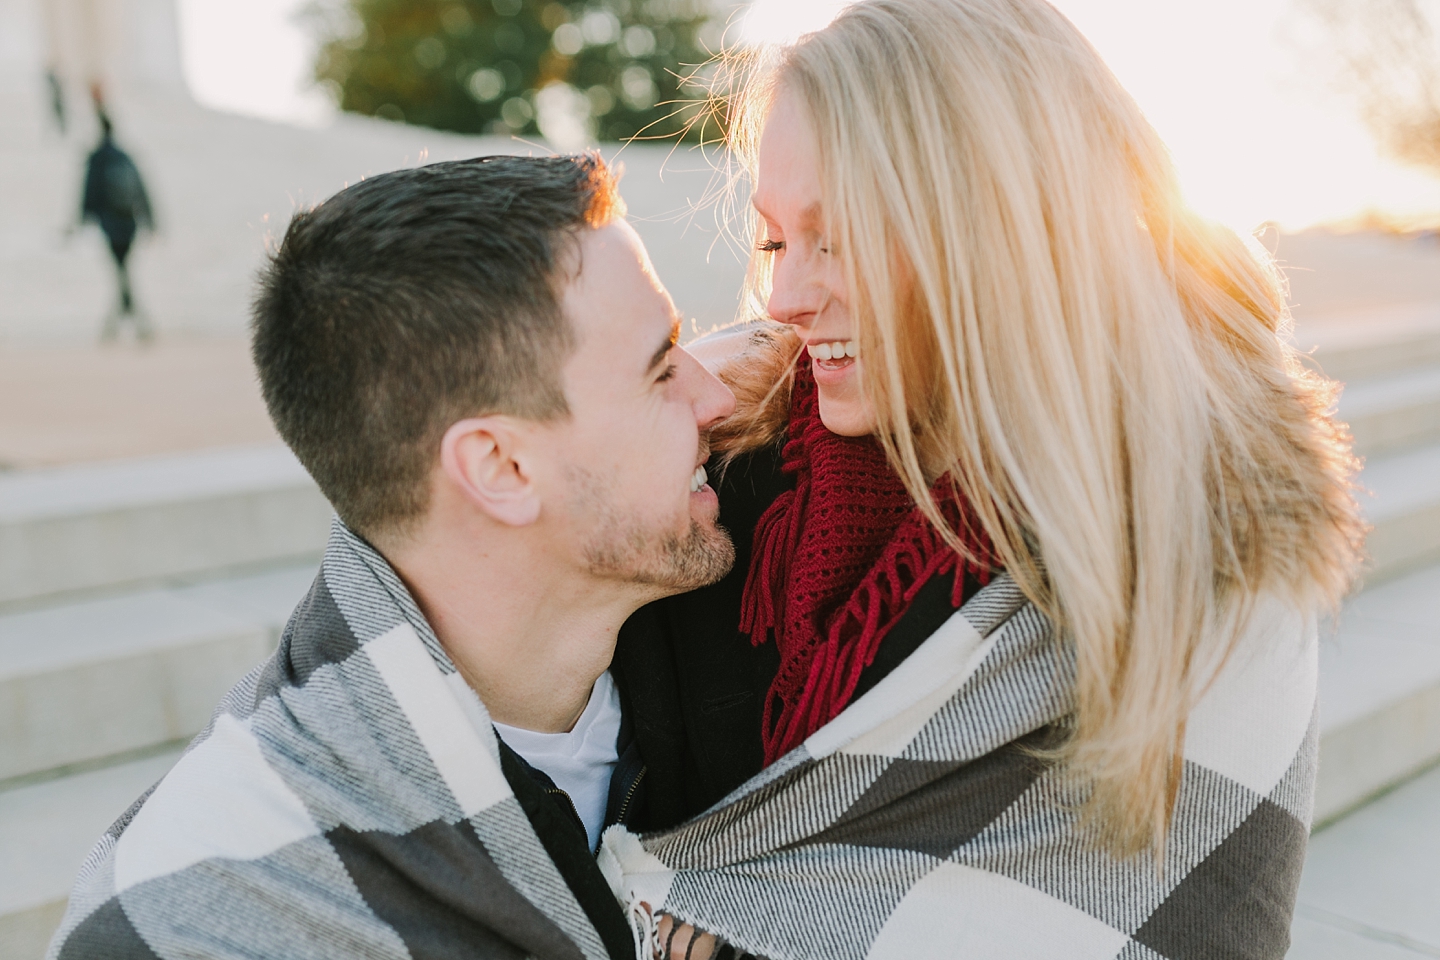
690, 465, 708, 493
805, 341, 858, 361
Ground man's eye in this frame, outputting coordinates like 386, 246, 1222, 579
657, 363, 678, 383
757, 239, 784, 253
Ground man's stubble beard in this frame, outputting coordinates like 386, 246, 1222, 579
569, 466, 736, 591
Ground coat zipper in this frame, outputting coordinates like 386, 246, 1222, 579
615, 767, 646, 824
545, 787, 585, 833
545, 764, 646, 838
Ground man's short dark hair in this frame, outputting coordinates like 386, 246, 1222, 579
252, 154, 621, 538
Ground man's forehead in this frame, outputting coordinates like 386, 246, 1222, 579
562, 221, 679, 368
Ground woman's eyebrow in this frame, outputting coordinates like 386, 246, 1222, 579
751, 196, 822, 229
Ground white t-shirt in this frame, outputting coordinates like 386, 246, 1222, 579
492, 671, 622, 851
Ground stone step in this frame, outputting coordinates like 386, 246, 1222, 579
0, 535, 1414, 794
1290, 753, 1440, 957
0, 559, 1434, 958
1303, 302, 1440, 384
0, 563, 315, 782
0, 749, 183, 960
1315, 562, 1440, 825
1363, 440, 1440, 584
0, 445, 330, 609
1339, 364, 1440, 459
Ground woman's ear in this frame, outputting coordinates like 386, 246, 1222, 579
439, 418, 542, 527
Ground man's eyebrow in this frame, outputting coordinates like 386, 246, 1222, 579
647, 316, 681, 373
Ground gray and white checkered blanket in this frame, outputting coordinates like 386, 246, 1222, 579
48, 520, 613, 960
599, 575, 1319, 960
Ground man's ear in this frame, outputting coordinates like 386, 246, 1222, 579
439, 417, 542, 527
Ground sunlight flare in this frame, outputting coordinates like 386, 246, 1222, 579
740, 0, 857, 46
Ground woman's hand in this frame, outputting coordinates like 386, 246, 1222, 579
685, 324, 764, 376
655, 913, 717, 960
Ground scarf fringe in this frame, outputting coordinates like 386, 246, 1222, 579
739, 368, 995, 765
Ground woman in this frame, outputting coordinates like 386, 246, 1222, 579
607, 0, 1363, 956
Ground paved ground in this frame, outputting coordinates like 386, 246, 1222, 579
1269, 230, 1440, 323
2, 91, 751, 344
1290, 762, 1440, 958
3, 233, 1437, 470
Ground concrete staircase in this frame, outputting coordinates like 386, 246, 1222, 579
0, 445, 329, 608
2, 315, 1439, 958
1290, 301, 1440, 956
1310, 304, 1440, 824
0, 445, 326, 959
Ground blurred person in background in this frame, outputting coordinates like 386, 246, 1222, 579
605, 0, 1366, 957
46, 69, 66, 132
81, 92, 154, 342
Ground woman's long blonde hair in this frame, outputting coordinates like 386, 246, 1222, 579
717, 0, 1365, 854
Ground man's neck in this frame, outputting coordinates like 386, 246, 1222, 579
381, 519, 648, 734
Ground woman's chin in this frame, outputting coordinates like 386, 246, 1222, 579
816, 392, 878, 437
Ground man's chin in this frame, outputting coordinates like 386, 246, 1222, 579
582, 514, 735, 593
641, 520, 735, 593
669, 520, 736, 591
699, 525, 736, 585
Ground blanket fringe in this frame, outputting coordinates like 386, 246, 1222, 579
622, 897, 661, 960
599, 825, 669, 960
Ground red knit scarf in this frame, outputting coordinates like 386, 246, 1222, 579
740, 365, 993, 765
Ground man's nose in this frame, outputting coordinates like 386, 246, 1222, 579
685, 349, 735, 429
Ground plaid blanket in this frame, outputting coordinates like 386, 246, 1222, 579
600, 574, 1319, 960
48, 519, 614, 960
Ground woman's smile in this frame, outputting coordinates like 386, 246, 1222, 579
805, 338, 859, 386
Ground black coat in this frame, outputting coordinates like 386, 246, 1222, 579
527, 441, 976, 954
82, 137, 152, 257
497, 717, 648, 959
612, 442, 980, 829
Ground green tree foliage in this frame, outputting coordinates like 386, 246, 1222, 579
311, 0, 729, 143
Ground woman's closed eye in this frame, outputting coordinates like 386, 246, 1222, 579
759, 238, 833, 255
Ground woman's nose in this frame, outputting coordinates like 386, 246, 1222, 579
765, 256, 815, 327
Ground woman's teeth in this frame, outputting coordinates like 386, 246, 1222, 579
805, 340, 858, 362
689, 464, 708, 493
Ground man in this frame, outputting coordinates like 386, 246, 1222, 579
80, 101, 154, 341
48, 155, 735, 960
